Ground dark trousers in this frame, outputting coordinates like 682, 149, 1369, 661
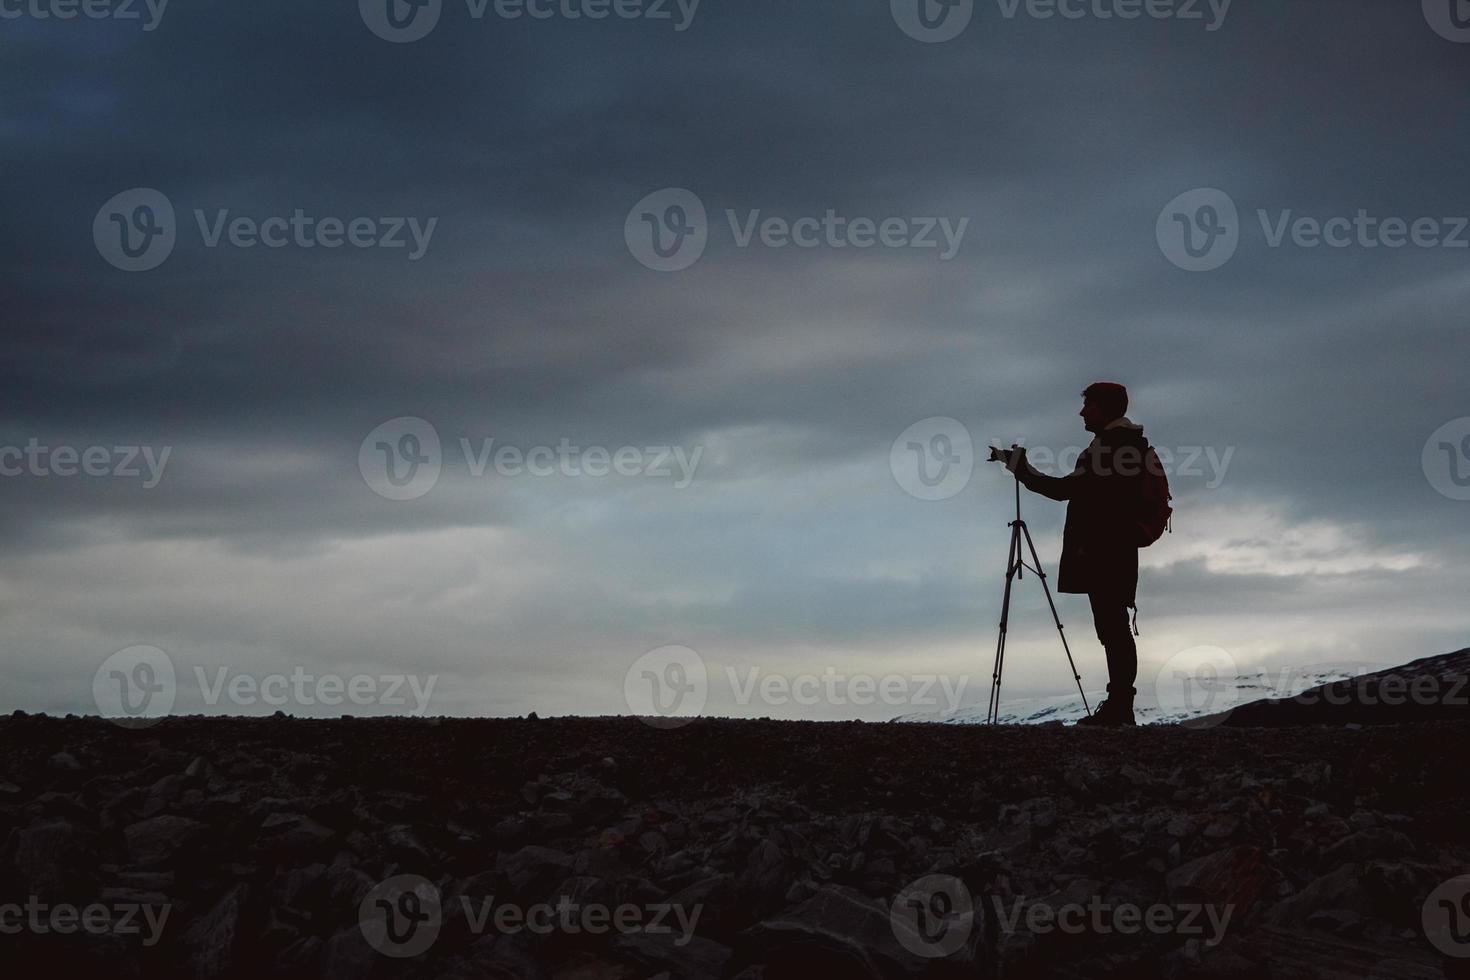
1087, 591, 1137, 695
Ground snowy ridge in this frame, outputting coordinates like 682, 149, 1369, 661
893, 665, 1379, 726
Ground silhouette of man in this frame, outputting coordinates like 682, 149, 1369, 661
1001, 382, 1149, 726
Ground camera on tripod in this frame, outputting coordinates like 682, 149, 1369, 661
982, 440, 1092, 724
987, 445, 1024, 466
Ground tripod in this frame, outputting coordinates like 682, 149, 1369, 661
986, 470, 1092, 724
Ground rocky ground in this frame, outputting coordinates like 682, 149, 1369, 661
3, 709, 1469, 979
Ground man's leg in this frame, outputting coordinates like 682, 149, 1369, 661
1088, 590, 1137, 712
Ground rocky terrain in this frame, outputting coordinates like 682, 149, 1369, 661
3, 701, 1469, 979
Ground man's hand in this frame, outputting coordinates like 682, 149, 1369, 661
1005, 445, 1027, 475
989, 444, 1027, 474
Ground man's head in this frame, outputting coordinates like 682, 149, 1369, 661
1080, 381, 1129, 433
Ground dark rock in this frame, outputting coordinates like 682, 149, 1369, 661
183, 884, 249, 980
125, 814, 207, 866
740, 884, 944, 979
668, 873, 740, 936
739, 839, 789, 913
324, 861, 377, 910
14, 818, 96, 895
1166, 845, 1266, 918
440, 933, 548, 980
499, 845, 575, 900
1319, 828, 1414, 865
320, 925, 378, 980
615, 931, 733, 979
257, 812, 336, 852
47, 751, 83, 772
1234, 925, 1442, 979
140, 772, 187, 817
1262, 863, 1373, 928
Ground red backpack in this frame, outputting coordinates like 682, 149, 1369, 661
1136, 445, 1173, 547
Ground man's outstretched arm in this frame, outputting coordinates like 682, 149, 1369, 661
1003, 447, 1075, 501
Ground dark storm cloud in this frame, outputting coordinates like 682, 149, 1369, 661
2, 0, 1468, 717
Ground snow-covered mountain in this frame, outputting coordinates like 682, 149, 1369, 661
893, 664, 1381, 726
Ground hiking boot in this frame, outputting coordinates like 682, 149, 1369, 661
1108, 698, 1137, 727
1076, 687, 1137, 727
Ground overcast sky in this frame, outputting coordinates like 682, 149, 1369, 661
3, 0, 1468, 722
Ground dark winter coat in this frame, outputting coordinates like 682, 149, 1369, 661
1016, 420, 1150, 604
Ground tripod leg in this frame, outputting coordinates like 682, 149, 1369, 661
988, 522, 1023, 724
1016, 521, 1093, 717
